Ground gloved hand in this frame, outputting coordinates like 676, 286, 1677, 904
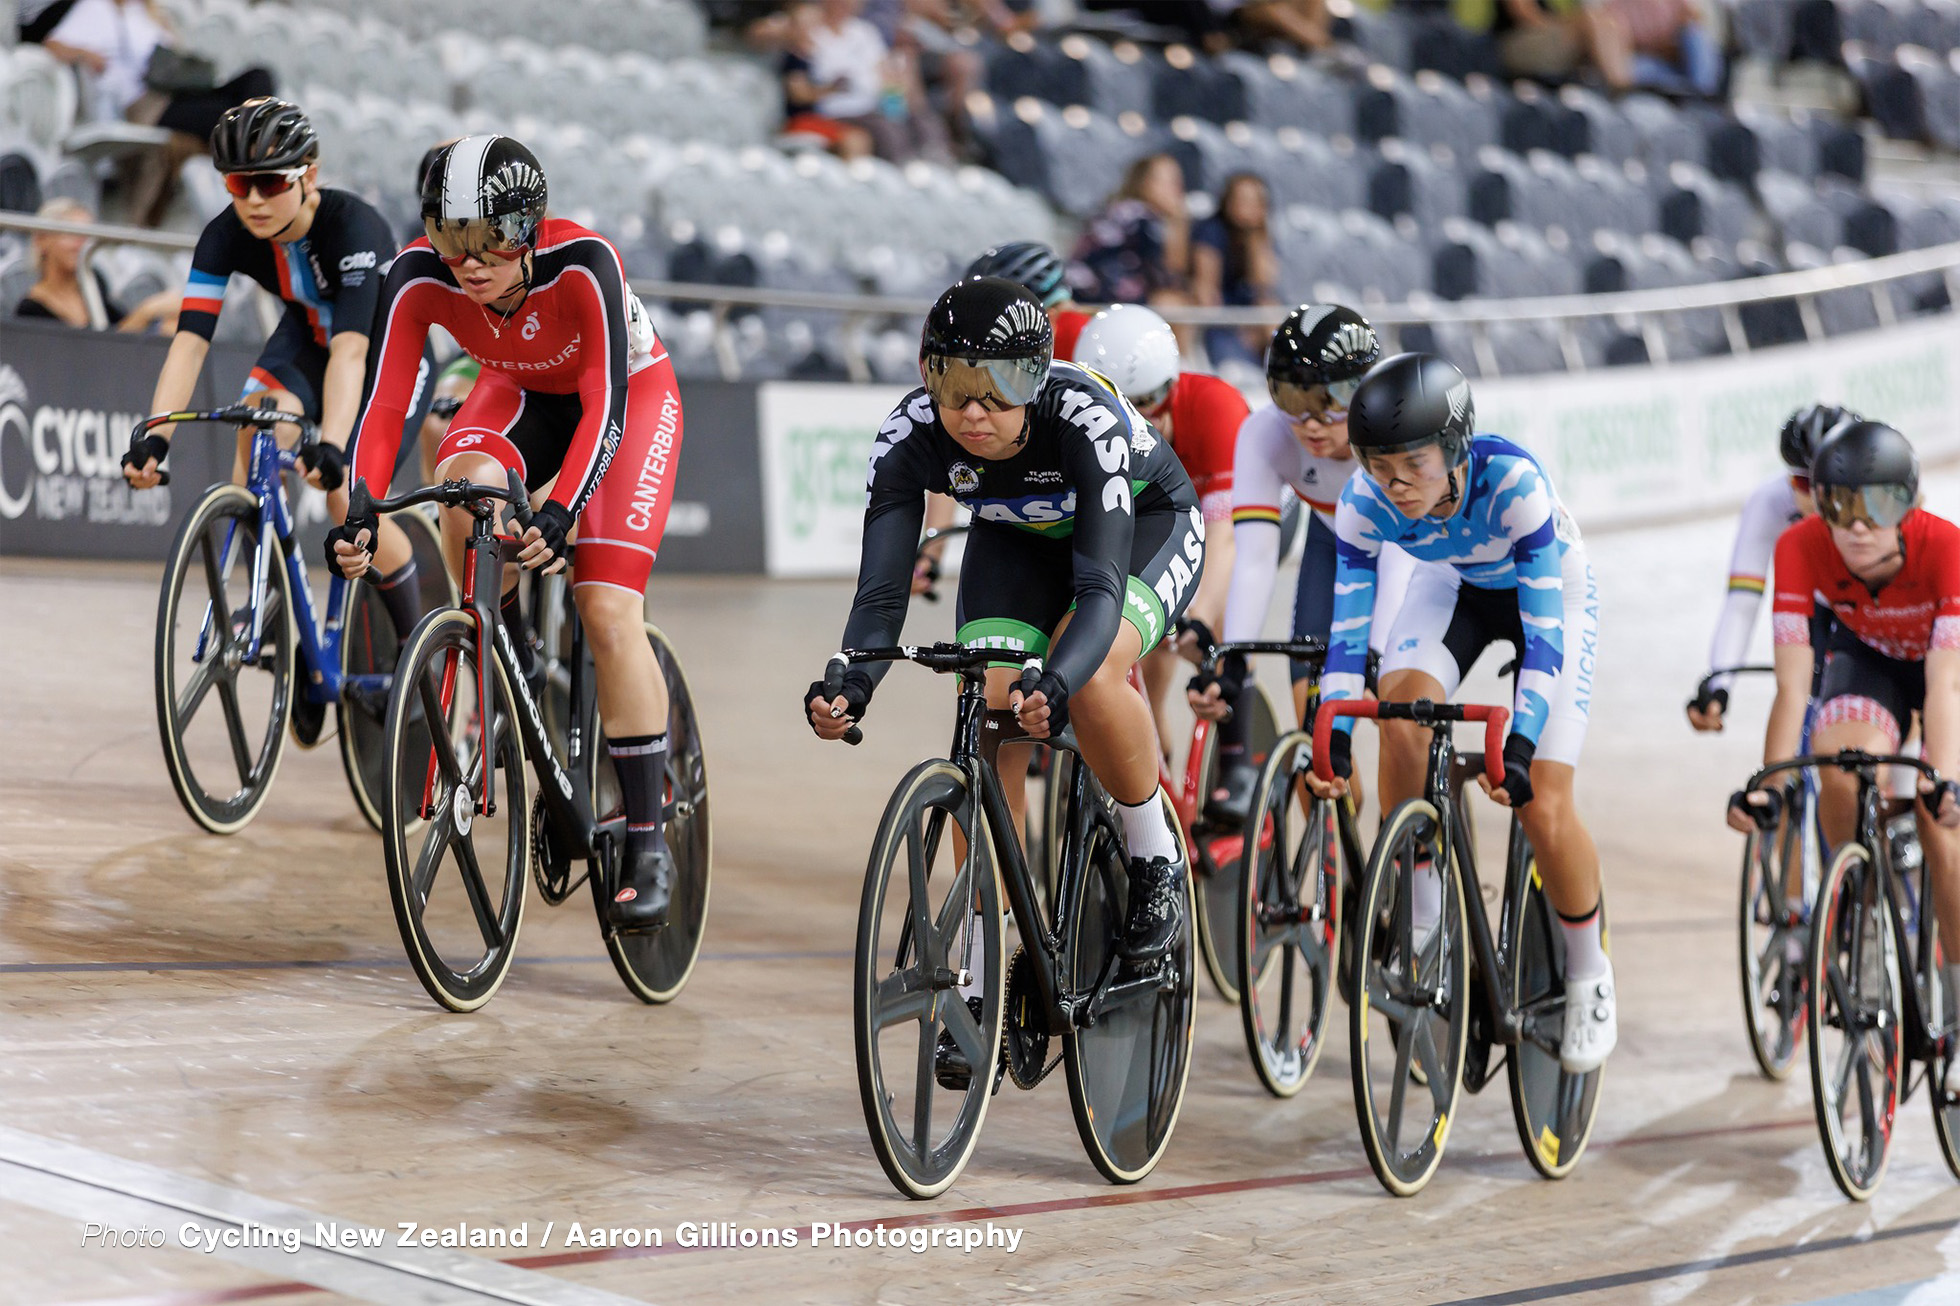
1174, 616, 1218, 658
1187, 650, 1247, 708
298, 440, 346, 491
1498, 734, 1536, 808
324, 513, 379, 580
1687, 685, 1729, 732
520, 501, 574, 572
1324, 727, 1353, 780
1011, 669, 1071, 738
1921, 778, 1960, 828
1728, 785, 1784, 831
805, 669, 872, 740
121, 433, 170, 485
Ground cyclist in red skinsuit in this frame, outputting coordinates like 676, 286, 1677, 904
1072, 303, 1246, 753
330, 135, 683, 933
1736, 420, 1960, 1012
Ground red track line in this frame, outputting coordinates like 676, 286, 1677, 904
47, 1116, 1818, 1306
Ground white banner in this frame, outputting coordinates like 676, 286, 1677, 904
756, 317, 1960, 575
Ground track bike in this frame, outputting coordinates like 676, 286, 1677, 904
831, 643, 1195, 1199
353, 473, 711, 1013
1316, 698, 1608, 1196
1741, 749, 1960, 1200
137, 407, 452, 834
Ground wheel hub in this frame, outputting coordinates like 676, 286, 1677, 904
451, 783, 474, 836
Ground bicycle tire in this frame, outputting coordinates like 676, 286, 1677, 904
1806, 840, 1902, 1202
382, 608, 529, 1013
1504, 852, 1606, 1180
153, 484, 294, 835
1191, 682, 1280, 1004
1350, 797, 1468, 1198
1931, 963, 1960, 1182
1237, 733, 1340, 1098
1738, 819, 1806, 1081
338, 505, 455, 833
1062, 786, 1196, 1184
853, 759, 1004, 1200
595, 625, 713, 1004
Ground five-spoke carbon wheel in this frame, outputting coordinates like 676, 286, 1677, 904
1191, 684, 1280, 1004
153, 484, 294, 834
382, 609, 529, 1012
1505, 856, 1606, 1180
853, 759, 1004, 1199
1350, 798, 1468, 1197
1738, 817, 1808, 1081
1806, 841, 1902, 1201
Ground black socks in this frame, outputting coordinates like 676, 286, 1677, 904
608, 733, 669, 855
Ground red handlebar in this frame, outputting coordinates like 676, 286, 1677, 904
1311, 700, 1511, 791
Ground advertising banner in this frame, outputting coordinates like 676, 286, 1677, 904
757, 381, 911, 578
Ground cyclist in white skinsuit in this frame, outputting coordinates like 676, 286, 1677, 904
1688, 403, 1858, 731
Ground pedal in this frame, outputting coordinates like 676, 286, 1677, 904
1005, 946, 1051, 1090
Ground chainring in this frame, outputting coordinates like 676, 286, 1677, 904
1005, 945, 1053, 1090
531, 790, 575, 905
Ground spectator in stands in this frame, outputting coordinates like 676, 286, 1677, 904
14, 198, 176, 331
777, 2, 877, 158
1192, 172, 1281, 369
1490, 0, 1635, 91
1080, 1, 1329, 53
882, 0, 1038, 160
763, 0, 947, 163
1612, 0, 1723, 97
41, 0, 276, 225
1071, 153, 1195, 345
18, 0, 78, 42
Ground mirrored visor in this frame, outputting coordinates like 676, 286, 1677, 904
1816, 483, 1913, 530
922, 354, 1046, 412
424, 215, 529, 266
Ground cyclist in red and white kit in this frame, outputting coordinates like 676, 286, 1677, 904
1730, 421, 1960, 1007
1687, 402, 1858, 730
1071, 303, 1242, 751
327, 135, 684, 932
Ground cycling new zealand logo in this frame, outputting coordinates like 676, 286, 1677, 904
0, 363, 169, 529
948, 462, 981, 496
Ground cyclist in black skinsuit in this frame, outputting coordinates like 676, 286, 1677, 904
121, 98, 433, 657
806, 278, 1205, 1015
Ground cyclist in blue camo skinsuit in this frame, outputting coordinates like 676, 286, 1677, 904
1305, 352, 1613, 1074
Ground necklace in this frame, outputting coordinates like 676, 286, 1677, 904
476, 281, 530, 341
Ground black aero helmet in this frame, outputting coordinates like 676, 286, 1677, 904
1266, 303, 1381, 419
1810, 419, 1919, 530
1347, 352, 1476, 467
1780, 402, 1860, 473
209, 97, 318, 173
919, 276, 1052, 411
964, 241, 1068, 308
419, 135, 548, 262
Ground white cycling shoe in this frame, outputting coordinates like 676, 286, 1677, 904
1560, 962, 1618, 1074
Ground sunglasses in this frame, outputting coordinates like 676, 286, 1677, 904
1818, 483, 1914, 531
922, 354, 1045, 413
425, 215, 529, 267
223, 167, 307, 199
1271, 375, 1360, 423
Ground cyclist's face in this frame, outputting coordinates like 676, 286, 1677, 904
1361, 446, 1453, 518
1287, 410, 1349, 460
231, 164, 314, 239
938, 398, 1027, 459
455, 252, 528, 305
1829, 518, 1902, 575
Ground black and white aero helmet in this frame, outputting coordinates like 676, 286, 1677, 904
419, 135, 548, 262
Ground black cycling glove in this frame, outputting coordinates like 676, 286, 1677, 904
1922, 779, 1960, 824
1324, 728, 1353, 780
122, 433, 170, 478
1174, 616, 1218, 657
1015, 669, 1072, 736
324, 514, 379, 579
805, 670, 872, 735
299, 440, 346, 491
1187, 650, 1247, 708
1499, 734, 1536, 808
1728, 785, 1784, 831
524, 501, 574, 570
1690, 685, 1730, 717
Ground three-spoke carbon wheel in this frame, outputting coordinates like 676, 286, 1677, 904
337, 506, 454, 833
854, 759, 1004, 1199
1061, 788, 1196, 1184
1191, 685, 1280, 1004
1739, 821, 1807, 1080
1806, 841, 1902, 1201
593, 625, 712, 1004
1350, 798, 1468, 1197
382, 609, 529, 1013
153, 485, 294, 834
1505, 856, 1606, 1180
1238, 737, 1340, 1098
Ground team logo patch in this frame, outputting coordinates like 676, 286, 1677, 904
1445, 379, 1472, 426
483, 160, 545, 212
949, 462, 981, 496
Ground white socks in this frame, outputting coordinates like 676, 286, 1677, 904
1559, 904, 1609, 982
1411, 860, 1442, 939
1117, 796, 1178, 863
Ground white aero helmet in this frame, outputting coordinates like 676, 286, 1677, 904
1072, 304, 1179, 410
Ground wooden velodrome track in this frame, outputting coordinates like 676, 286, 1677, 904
6, 479, 1960, 1306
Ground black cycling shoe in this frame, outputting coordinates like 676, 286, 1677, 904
1204, 760, 1258, 826
1118, 855, 1187, 963
934, 995, 1005, 1094
606, 844, 674, 932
